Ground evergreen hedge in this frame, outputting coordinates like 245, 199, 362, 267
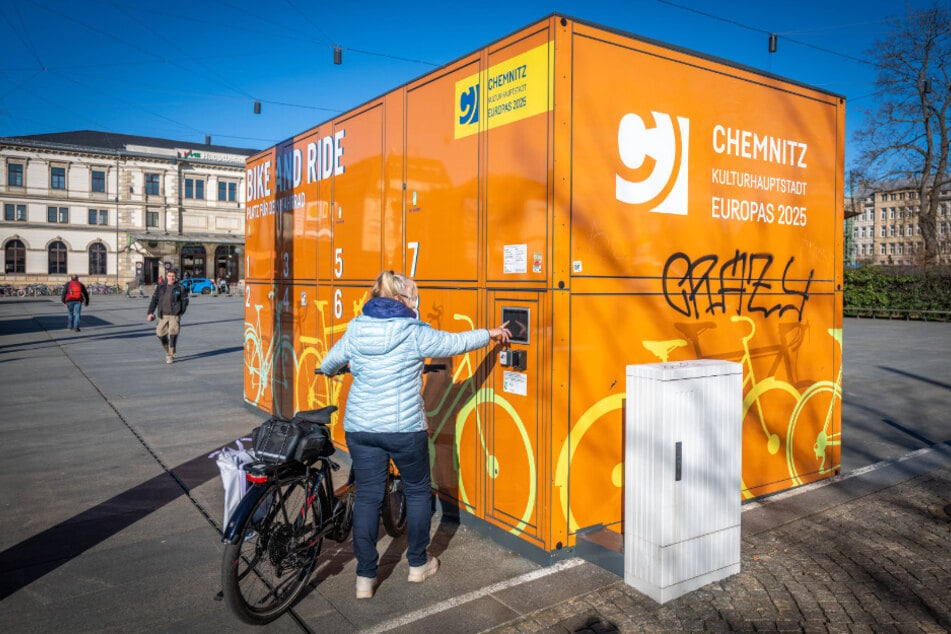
844, 266, 951, 317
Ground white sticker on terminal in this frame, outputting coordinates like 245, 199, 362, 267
503, 371, 527, 396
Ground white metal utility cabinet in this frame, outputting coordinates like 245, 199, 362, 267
624, 360, 743, 603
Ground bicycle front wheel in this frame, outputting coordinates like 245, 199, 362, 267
222, 474, 325, 625
381, 468, 407, 537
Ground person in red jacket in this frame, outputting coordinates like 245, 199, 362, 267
61, 274, 90, 332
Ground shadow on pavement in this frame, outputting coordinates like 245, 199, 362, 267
176, 346, 244, 361
0, 314, 114, 336
878, 365, 951, 391
0, 451, 221, 601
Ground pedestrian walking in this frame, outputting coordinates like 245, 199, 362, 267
147, 270, 189, 364
61, 274, 90, 331
320, 270, 511, 599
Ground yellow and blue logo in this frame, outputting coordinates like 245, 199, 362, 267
458, 84, 479, 126
454, 43, 552, 140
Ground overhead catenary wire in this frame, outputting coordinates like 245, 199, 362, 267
1, 0, 911, 145
282, 0, 335, 46
8, 0, 438, 132
50, 68, 206, 136
654, 0, 876, 66
104, 0, 257, 101
0, 3, 45, 69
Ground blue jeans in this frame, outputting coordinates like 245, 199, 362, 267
66, 301, 83, 330
346, 430, 432, 579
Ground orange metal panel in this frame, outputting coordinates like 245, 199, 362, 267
485, 292, 544, 544
243, 281, 275, 412
332, 104, 385, 282
405, 58, 481, 282
382, 91, 406, 272
323, 284, 372, 446
288, 283, 319, 412
245, 150, 276, 281
549, 18, 574, 551
484, 30, 552, 285
569, 29, 840, 281
310, 124, 335, 283
274, 129, 324, 282
416, 288, 484, 514
271, 283, 298, 419
274, 139, 295, 284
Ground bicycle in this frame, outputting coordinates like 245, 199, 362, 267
314, 362, 447, 536
221, 405, 407, 624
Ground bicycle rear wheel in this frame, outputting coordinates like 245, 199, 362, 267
222, 473, 325, 624
381, 468, 407, 537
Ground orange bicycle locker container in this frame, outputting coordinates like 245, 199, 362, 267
244, 15, 845, 558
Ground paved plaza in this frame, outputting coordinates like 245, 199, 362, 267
0, 295, 948, 632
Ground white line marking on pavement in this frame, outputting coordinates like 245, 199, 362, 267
742, 442, 951, 512
358, 557, 586, 633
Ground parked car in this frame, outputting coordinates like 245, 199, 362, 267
180, 277, 216, 294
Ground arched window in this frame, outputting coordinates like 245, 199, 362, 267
48, 241, 67, 274
89, 243, 107, 275
180, 245, 206, 278
5, 239, 25, 273
214, 245, 239, 282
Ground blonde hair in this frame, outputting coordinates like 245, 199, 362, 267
371, 270, 411, 299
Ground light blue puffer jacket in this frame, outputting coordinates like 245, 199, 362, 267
320, 297, 491, 433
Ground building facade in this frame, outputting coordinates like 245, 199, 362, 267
1, 131, 256, 290
850, 179, 951, 266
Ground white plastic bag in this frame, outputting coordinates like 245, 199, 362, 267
211, 439, 254, 528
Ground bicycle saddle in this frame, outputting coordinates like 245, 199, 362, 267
293, 406, 338, 425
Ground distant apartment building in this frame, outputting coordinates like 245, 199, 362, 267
1, 131, 257, 289
850, 179, 951, 266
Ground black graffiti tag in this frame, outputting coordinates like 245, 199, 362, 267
662, 250, 813, 320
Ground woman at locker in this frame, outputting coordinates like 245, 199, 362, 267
320, 270, 511, 599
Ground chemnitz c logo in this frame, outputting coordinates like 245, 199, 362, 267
616, 110, 689, 215
458, 84, 479, 125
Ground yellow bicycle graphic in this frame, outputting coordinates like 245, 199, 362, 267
289, 291, 369, 434
295, 297, 355, 414
642, 316, 801, 498
422, 313, 536, 536
553, 392, 625, 534
786, 327, 842, 485
244, 288, 297, 418
553, 314, 831, 535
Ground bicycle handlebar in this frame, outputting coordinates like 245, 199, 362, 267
316, 363, 447, 376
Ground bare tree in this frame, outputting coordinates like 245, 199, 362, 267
854, 3, 950, 266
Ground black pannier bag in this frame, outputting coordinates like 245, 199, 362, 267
251, 416, 334, 464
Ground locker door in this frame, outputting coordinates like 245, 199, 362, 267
331, 104, 385, 283
243, 281, 275, 413
245, 150, 276, 282
405, 59, 481, 282
485, 293, 542, 541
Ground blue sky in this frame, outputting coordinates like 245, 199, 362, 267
0, 0, 938, 166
